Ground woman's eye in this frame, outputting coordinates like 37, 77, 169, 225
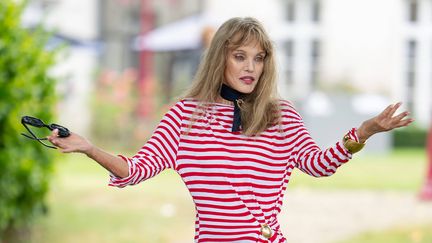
255, 56, 264, 62
234, 55, 245, 61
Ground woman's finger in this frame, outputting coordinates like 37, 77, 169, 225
392, 111, 410, 123
47, 129, 58, 140
387, 102, 402, 118
395, 118, 415, 128
381, 104, 394, 117
50, 139, 61, 148
62, 148, 74, 153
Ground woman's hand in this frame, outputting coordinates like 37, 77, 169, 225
47, 129, 93, 154
357, 102, 414, 143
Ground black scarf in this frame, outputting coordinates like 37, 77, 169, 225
220, 84, 245, 132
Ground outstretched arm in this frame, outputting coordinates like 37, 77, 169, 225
47, 130, 129, 178
292, 102, 413, 177
48, 100, 185, 187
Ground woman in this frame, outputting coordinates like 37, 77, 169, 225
48, 17, 413, 242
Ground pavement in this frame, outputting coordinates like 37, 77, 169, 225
279, 189, 432, 243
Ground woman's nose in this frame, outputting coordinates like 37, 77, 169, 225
244, 59, 255, 72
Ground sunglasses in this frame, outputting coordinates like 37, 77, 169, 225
21, 116, 70, 149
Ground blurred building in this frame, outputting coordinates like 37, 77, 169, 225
23, 0, 100, 136
273, 0, 431, 149
23, 0, 201, 133
134, 0, 431, 151
25, 0, 432, 145
135, 0, 431, 126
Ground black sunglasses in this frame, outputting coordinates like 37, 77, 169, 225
21, 116, 70, 149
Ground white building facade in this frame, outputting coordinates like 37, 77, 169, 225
200, 0, 432, 127
271, 0, 432, 127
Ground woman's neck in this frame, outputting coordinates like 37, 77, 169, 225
216, 96, 234, 105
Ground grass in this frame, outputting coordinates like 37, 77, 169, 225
31, 154, 197, 243
289, 148, 428, 191
337, 224, 432, 243
29, 148, 430, 243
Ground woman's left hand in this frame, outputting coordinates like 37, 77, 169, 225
357, 102, 414, 143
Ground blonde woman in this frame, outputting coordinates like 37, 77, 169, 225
48, 17, 413, 242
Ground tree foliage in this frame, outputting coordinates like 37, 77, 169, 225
0, 0, 59, 241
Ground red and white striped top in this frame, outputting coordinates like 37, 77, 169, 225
109, 99, 357, 242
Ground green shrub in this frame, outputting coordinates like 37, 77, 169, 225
393, 126, 428, 148
0, 0, 59, 241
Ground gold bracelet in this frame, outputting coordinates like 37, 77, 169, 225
343, 134, 366, 154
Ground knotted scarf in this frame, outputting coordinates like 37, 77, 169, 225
220, 84, 246, 132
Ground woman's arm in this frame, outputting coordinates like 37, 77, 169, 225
292, 102, 413, 177
47, 130, 129, 178
48, 100, 185, 187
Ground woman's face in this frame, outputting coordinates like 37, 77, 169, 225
224, 41, 265, 94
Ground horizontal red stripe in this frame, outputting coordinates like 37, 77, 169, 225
185, 180, 284, 189
177, 155, 287, 168
177, 163, 285, 174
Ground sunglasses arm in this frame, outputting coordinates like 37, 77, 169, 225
21, 123, 57, 149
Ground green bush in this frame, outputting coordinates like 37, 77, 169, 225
393, 126, 428, 148
0, 1, 59, 241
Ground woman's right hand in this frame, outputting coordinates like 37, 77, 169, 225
47, 129, 93, 154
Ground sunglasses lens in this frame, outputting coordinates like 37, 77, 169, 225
50, 124, 70, 137
22, 116, 45, 127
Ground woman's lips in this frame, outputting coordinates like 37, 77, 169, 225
240, 76, 255, 85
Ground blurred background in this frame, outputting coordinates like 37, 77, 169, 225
1, 0, 432, 242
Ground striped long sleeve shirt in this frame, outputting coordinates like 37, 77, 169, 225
109, 98, 358, 242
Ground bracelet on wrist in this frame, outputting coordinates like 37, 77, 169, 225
343, 133, 366, 154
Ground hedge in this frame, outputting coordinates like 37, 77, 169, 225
0, 0, 59, 241
393, 126, 428, 148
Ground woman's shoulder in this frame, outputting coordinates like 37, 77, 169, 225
179, 97, 198, 103
276, 99, 303, 121
173, 98, 200, 109
178, 98, 232, 109
276, 99, 297, 112
172, 98, 217, 114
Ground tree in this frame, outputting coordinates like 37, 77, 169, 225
0, 0, 59, 241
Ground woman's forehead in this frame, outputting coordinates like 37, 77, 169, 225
231, 41, 265, 53
229, 32, 267, 51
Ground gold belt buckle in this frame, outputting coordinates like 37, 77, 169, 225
260, 224, 272, 239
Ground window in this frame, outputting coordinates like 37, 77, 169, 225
286, 0, 296, 22
310, 39, 321, 89
406, 40, 417, 112
311, 0, 321, 23
407, 0, 419, 22
285, 40, 294, 85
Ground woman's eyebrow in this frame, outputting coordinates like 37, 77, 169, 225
232, 49, 266, 55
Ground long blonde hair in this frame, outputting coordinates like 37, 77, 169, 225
183, 17, 280, 136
